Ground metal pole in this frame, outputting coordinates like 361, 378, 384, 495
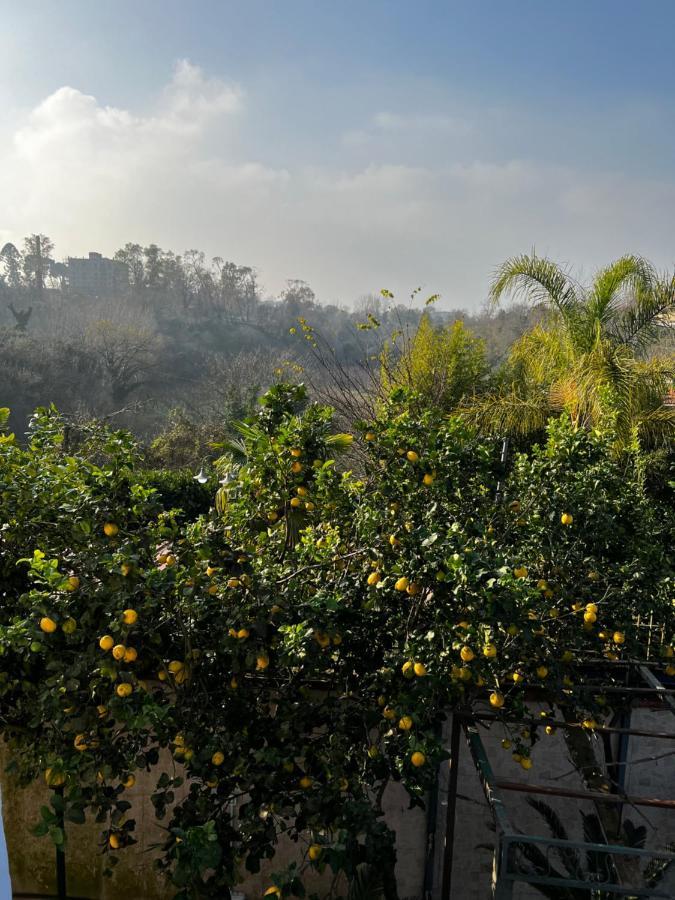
55, 786, 66, 900
440, 714, 461, 900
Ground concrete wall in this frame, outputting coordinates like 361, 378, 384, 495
3, 706, 673, 899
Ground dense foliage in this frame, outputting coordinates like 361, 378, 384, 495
0, 386, 673, 898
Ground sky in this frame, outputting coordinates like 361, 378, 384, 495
1, 0, 675, 308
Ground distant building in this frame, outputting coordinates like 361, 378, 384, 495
66, 251, 129, 297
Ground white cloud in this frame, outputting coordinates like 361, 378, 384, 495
1, 62, 674, 307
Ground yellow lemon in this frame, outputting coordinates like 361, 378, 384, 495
122, 609, 138, 625
613, 631, 625, 644
103, 522, 119, 537
394, 576, 409, 592
561, 513, 573, 526
44, 768, 66, 787
99, 635, 114, 651
123, 774, 136, 789
212, 751, 225, 766
423, 473, 435, 486
73, 734, 88, 751
308, 844, 322, 861
39, 617, 57, 634
290, 497, 302, 508
513, 566, 528, 579
483, 643, 497, 659
109, 833, 120, 849
536, 666, 548, 679
460, 646, 475, 663
116, 682, 133, 698
299, 775, 313, 789
237, 629, 250, 640
414, 661, 427, 677
123, 647, 138, 663
489, 692, 505, 709
520, 757, 533, 770
367, 571, 381, 586
256, 654, 270, 670
291, 461, 303, 474
406, 450, 419, 463
411, 751, 426, 767
65, 575, 80, 592
112, 644, 126, 661
398, 715, 413, 731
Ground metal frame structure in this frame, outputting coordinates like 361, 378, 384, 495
439, 661, 675, 899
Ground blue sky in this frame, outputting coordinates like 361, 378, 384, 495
2, 1, 675, 306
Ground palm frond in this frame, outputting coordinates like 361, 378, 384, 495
527, 798, 583, 880
490, 254, 580, 316
347, 864, 385, 900
609, 273, 675, 353
325, 432, 355, 451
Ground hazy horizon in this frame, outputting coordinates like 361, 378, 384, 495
3, 1, 675, 308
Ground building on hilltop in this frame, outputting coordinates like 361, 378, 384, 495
66, 252, 129, 297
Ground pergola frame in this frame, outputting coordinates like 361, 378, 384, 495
437, 661, 675, 899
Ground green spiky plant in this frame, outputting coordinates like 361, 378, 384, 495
513, 797, 675, 899
464, 254, 675, 450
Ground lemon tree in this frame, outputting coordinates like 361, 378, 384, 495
0, 394, 672, 899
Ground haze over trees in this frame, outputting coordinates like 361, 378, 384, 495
0, 234, 545, 456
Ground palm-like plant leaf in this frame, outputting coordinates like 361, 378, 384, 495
490, 254, 580, 315
347, 864, 385, 900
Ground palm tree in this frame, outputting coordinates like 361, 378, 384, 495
464, 254, 675, 449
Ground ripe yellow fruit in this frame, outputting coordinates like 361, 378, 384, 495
394, 576, 409, 592
586, 603, 598, 614
489, 692, 505, 709
512, 672, 524, 684
584, 611, 597, 624
406, 450, 419, 463
513, 566, 528, 579
299, 775, 313, 789
264, 888, 281, 897
256, 654, 270, 670
290, 497, 302, 508
367, 571, 381, 586
613, 631, 625, 644
237, 629, 250, 640
268, 511, 279, 522
501, 738, 511, 750
308, 844, 322, 861
339, 777, 349, 791
116, 682, 133, 698
383, 706, 396, 720
582, 718, 598, 730
103, 522, 119, 537
123, 774, 136, 789
65, 575, 80, 592
520, 757, 533, 770
414, 661, 427, 677
164, 554, 177, 567
536, 579, 548, 591
112, 644, 126, 661
97, 705, 108, 718
123, 647, 138, 663
290, 448, 302, 458
398, 715, 413, 731
291, 461, 303, 474
389, 534, 401, 547
44, 768, 66, 787
122, 609, 138, 625
423, 473, 435, 486
411, 751, 426, 767
367, 745, 379, 758
99, 635, 114, 651
212, 751, 225, 766
665, 664, 675, 677
365, 431, 376, 441
314, 631, 330, 648
62, 617, 77, 635
406, 582, 421, 596
536, 666, 548, 679
109, 833, 120, 849
545, 725, 556, 735
460, 646, 475, 663
483, 643, 497, 659
121, 563, 133, 577
74, 734, 88, 752
561, 513, 573, 526
40, 617, 57, 634
402, 659, 414, 678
